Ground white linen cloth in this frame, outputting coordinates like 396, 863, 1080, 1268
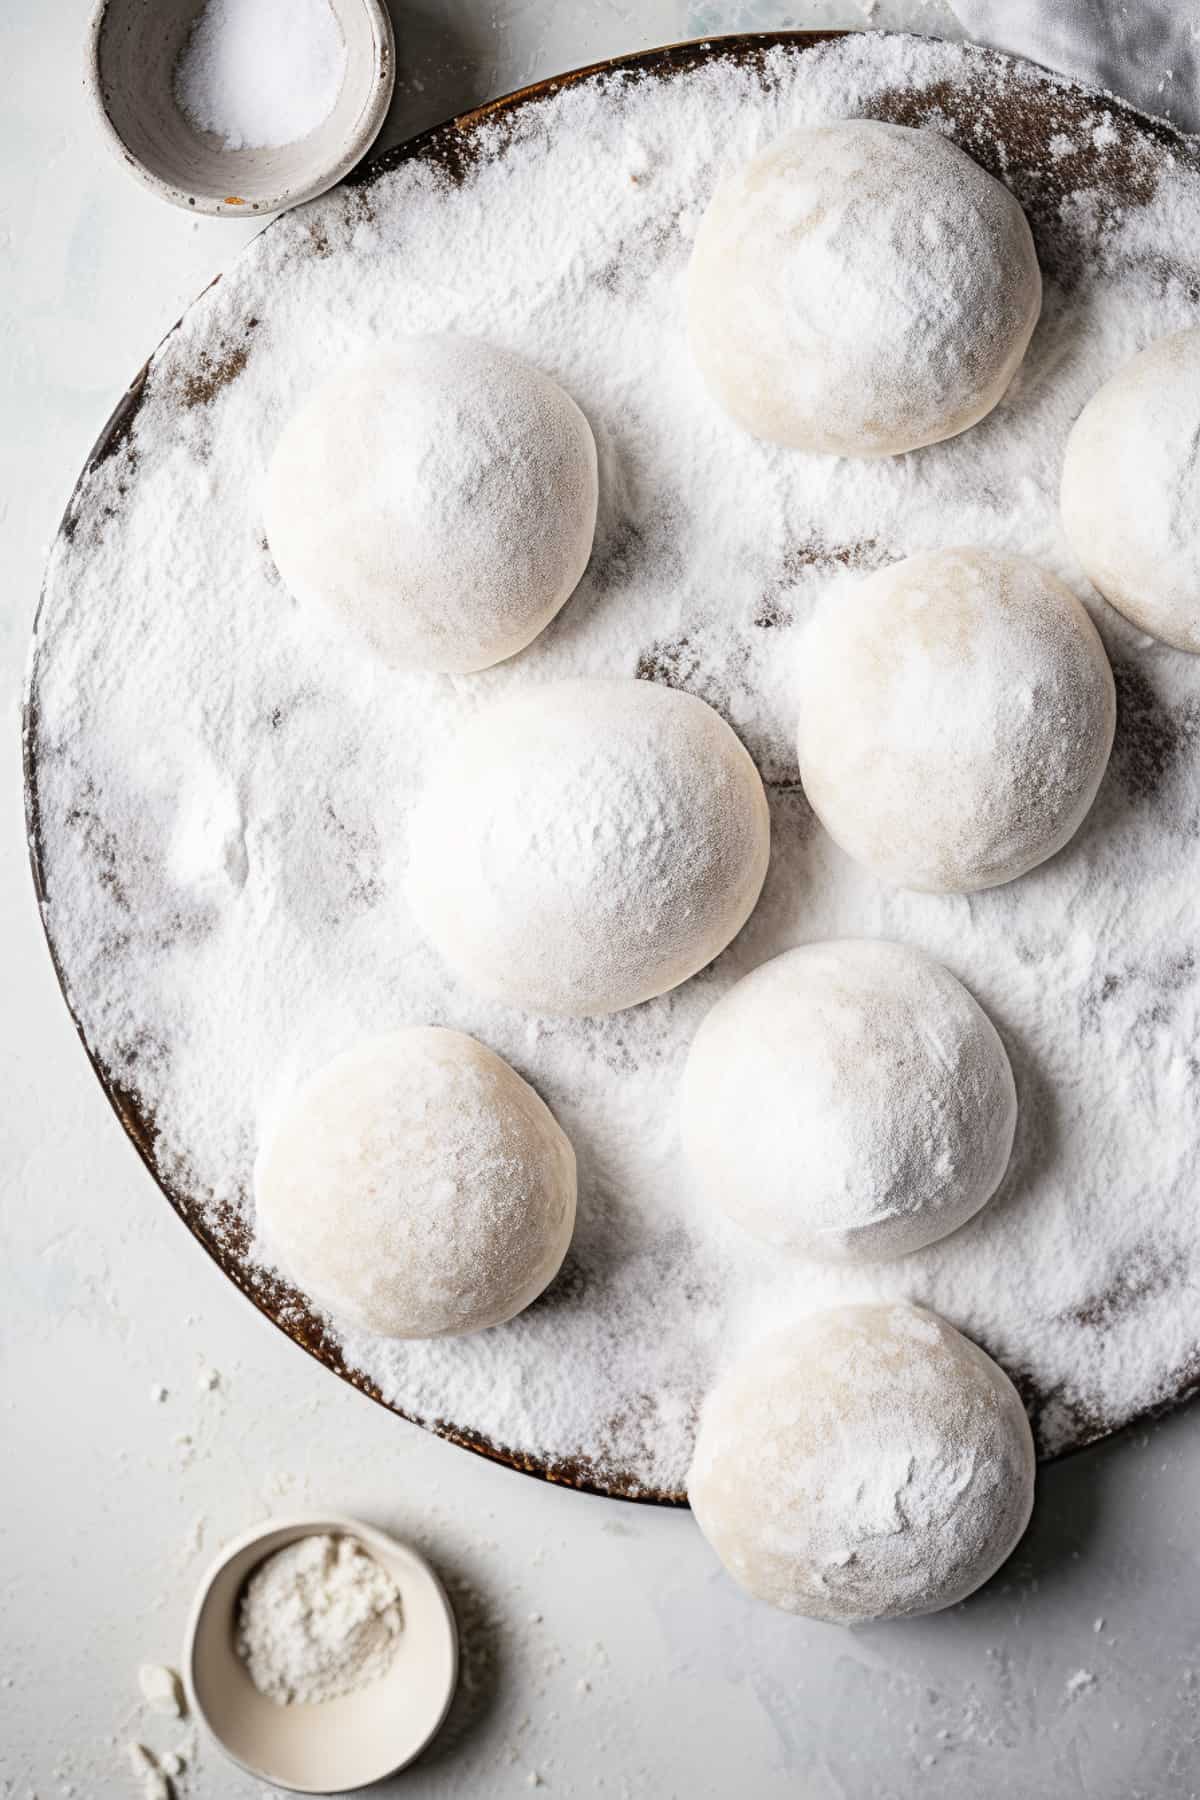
949, 0, 1200, 132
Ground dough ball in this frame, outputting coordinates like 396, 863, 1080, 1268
688, 1304, 1035, 1623
1061, 328, 1200, 653
255, 1027, 576, 1338
688, 119, 1041, 456
795, 548, 1116, 892
407, 678, 770, 1017
264, 335, 598, 673
681, 940, 1016, 1262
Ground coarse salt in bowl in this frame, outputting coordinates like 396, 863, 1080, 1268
86, 0, 395, 216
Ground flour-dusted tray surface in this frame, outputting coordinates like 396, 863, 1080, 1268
26, 32, 1200, 1501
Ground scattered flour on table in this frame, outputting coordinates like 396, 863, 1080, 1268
237, 1534, 402, 1705
30, 32, 1200, 1495
127, 1743, 170, 1800
174, 0, 347, 151
137, 1664, 183, 1717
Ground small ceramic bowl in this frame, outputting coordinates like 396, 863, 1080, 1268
184, 1515, 458, 1793
86, 0, 395, 216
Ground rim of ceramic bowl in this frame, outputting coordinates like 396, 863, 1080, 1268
84, 0, 396, 216
183, 1513, 459, 1793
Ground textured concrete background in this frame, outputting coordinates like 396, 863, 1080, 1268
2, 4, 1198, 1796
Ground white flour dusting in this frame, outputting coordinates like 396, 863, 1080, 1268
29, 32, 1200, 1496
175, 0, 347, 151
237, 1534, 402, 1705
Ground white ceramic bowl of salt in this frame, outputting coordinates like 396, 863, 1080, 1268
184, 1514, 458, 1793
86, 0, 395, 216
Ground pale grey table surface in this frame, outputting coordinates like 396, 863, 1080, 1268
2, 4, 1198, 1798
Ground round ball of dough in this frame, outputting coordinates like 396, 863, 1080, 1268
795, 548, 1116, 893
264, 336, 598, 673
255, 1027, 576, 1338
688, 1304, 1035, 1623
407, 679, 771, 1017
687, 120, 1041, 456
1061, 328, 1200, 653
681, 940, 1016, 1262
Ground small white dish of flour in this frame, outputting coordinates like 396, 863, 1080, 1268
184, 1515, 457, 1792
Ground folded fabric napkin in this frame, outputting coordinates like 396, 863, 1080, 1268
949, 0, 1200, 132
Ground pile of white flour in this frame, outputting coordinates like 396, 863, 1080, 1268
237, 1534, 402, 1705
29, 32, 1200, 1494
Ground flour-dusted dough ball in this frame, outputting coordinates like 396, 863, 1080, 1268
1062, 329, 1200, 653
681, 940, 1016, 1263
688, 1304, 1035, 1623
255, 1027, 576, 1338
407, 679, 771, 1017
264, 336, 598, 673
687, 120, 1041, 457
796, 549, 1116, 893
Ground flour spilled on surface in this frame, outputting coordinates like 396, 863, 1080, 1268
137, 1663, 183, 1718
128, 1741, 172, 1800
30, 32, 1200, 1494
